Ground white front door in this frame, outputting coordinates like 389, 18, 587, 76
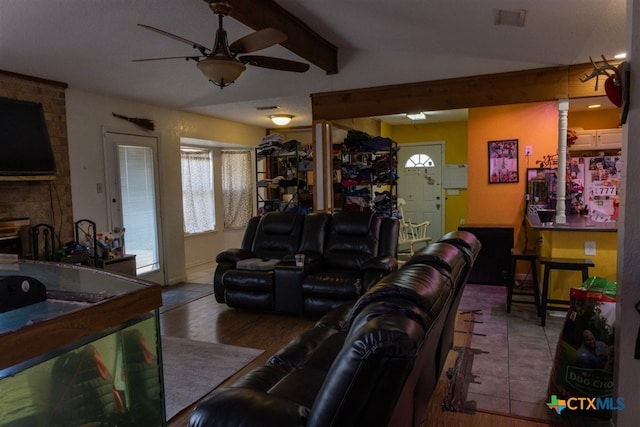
104, 131, 164, 284
397, 143, 445, 240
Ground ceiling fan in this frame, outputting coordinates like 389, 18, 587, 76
134, 0, 310, 88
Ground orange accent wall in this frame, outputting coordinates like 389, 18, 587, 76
467, 102, 559, 245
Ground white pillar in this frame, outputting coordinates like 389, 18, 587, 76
556, 99, 568, 224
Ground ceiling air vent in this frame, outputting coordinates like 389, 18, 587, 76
494, 9, 527, 27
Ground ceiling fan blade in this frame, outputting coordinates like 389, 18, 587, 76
240, 55, 310, 73
230, 28, 287, 54
138, 24, 210, 54
132, 55, 202, 62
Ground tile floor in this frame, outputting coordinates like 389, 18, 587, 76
459, 283, 610, 426
458, 284, 562, 421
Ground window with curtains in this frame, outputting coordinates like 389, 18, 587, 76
221, 150, 252, 229
181, 147, 215, 234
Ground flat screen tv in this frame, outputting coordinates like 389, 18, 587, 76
0, 96, 57, 179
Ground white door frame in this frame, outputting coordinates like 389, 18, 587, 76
103, 129, 165, 284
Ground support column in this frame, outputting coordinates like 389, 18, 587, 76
313, 120, 332, 212
556, 99, 568, 224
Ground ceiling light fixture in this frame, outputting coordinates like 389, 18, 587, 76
406, 112, 426, 120
195, 2, 246, 89
197, 58, 246, 88
270, 114, 294, 126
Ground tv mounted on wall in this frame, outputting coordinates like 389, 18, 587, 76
0, 96, 57, 180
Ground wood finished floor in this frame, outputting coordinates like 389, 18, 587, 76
161, 281, 554, 427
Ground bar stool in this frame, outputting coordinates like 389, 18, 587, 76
539, 257, 594, 326
507, 248, 541, 315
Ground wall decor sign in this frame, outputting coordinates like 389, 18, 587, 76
488, 139, 519, 183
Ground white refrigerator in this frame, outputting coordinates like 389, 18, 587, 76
580, 155, 622, 221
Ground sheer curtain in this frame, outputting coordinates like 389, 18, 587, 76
221, 150, 252, 229
181, 148, 215, 233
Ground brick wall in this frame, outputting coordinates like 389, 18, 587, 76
0, 70, 74, 254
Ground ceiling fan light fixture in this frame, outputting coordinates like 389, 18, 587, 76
270, 114, 294, 126
197, 57, 246, 88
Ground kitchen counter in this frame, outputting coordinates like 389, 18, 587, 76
527, 213, 617, 232
525, 213, 617, 302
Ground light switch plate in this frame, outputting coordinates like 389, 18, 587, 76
585, 241, 596, 256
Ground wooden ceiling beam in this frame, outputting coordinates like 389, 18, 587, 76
311, 63, 611, 121
227, 0, 338, 75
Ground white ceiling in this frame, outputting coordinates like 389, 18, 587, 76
0, 0, 626, 128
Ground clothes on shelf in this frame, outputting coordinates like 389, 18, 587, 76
338, 130, 399, 218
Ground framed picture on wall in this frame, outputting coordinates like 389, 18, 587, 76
488, 139, 519, 183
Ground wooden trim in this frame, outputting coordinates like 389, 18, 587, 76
229, 0, 338, 74
0, 175, 57, 182
311, 63, 613, 121
0, 69, 68, 88
267, 125, 313, 133
0, 283, 162, 370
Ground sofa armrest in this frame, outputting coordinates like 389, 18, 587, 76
361, 256, 399, 292
274, 264, 306, 314
189, 388, 309, 427
361, 255, 399, 274
273, 256, 327, 314
216, 248, 254, 264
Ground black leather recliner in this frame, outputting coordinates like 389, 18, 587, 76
188, 231, 480, 427
213, 211, 304, 310
432, 230, 482, 368
300, 211, 399, 315
213, 211, 399, 316
404, 230, 482, 392
272, 212, 332, 314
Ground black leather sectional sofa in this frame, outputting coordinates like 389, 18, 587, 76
190, 230, 481, 427
214, 211, 399, 315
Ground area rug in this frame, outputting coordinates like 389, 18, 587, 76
160, 283, 213, 313
443, 309, 481, 413
161, 335, 264, 420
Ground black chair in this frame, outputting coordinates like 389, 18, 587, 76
31, 223, 56, 260
299, 211, 399, 315
539, 257, 594, 327
507, 248, 541, 315
75, 219, 98, 266
214, 211, 306, 310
